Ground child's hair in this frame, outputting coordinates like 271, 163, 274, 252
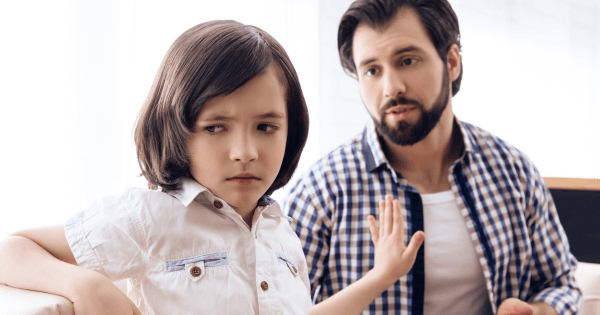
134, 20, 309, 194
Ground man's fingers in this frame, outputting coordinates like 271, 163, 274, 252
402, 231, 424, 262
367, 215, 379, 246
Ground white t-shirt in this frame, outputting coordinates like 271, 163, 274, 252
64, 177, 312, 315
421, 190, 493, 315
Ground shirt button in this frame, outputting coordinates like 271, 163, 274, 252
292, 266, 297, 273
190, 266, 202, 277
213, 200, 223, 209
260, 281, 269, 291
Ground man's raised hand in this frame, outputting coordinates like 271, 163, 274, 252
367, 195, 424, 284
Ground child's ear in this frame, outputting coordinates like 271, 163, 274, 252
446, 44, 461, 82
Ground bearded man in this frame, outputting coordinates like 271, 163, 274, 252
283, 0, 581, 314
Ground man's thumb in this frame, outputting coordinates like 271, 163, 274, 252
404, 231, 424, 259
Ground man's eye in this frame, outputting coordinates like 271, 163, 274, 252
403, 58, 417, 66
366, 68, 377, 76
258, 124, 279, 133
204, 125, 225, 133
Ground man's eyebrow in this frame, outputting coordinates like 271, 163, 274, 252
394, 46, 421, 56
358, 46, 422, 68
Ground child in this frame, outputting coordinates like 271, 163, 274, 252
0, 20, 423, 315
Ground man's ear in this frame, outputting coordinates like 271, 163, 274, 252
446, 44, 461, 82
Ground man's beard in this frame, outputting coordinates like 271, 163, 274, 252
373, 65, 450, 146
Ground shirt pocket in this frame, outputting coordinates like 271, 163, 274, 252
157, 252, 231, 314
274, 251, 312, 314
165, 251, 229, 282
276, 252, 299, 277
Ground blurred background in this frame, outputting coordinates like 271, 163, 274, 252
1, 0, 598, 238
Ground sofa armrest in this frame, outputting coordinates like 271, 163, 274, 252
0, 280, 127, 315
0, 284, 74, 315
575, 262, 600, 315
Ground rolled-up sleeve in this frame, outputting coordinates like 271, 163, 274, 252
64, 190, 146, 281
527, 174, 582, 315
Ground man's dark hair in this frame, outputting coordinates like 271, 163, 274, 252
338, 0, 463, 96
134, 20, 309, 194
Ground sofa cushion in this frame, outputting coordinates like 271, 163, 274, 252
575, 262, 600, 315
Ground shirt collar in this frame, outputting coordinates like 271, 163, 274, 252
167, 178, 289, 221
362, 116, 482, 173
362, 118, 389, 172
455, 119, 482, 156
257, 197, 292, 222
167, 177, 210, 207
257, 195, 276, 207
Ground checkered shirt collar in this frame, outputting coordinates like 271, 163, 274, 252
362, 116, 483, 173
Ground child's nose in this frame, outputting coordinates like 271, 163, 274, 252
230, 134, 258, 163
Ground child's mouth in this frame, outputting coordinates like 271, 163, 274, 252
227, 173, 260, 184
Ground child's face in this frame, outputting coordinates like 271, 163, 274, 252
187, 65, 288, 216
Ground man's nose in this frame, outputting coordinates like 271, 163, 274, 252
383, 70, 406, 99
229, 132, 258, 163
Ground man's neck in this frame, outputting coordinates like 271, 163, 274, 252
380, 107, 463, 194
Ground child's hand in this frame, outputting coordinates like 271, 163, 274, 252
367, 195, 424, 286
71, 272, 141, 315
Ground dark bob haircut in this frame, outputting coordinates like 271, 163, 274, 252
338, 0, 463, 96
135, 20, 309, 194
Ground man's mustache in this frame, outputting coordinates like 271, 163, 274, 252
381, 97, 423, 112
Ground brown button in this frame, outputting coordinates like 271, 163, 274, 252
214, 200, 223, 209
292, 266, 297, 273
190, 266, 202, 277
260, 281, 269, 291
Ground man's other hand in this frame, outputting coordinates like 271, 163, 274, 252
498, 298, 534, 315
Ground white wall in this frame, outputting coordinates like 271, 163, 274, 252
0, 1, 123, 235
1, 0, 598, 238
0, 0, 319, 237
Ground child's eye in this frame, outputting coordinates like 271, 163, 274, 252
257, 124, 279, 133
204, 125, 226, 134
365, 68, 378, 76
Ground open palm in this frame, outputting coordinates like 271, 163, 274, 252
367, 195, 424, 283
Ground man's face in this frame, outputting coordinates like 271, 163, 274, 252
352, 8, 451, 146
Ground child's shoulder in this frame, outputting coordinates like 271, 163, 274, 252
95, 186, 179, 217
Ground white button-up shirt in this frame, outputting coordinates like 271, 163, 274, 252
65, 177, 312, 315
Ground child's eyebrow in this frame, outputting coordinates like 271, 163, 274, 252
257, 112, 286, 119
200, 115, 232, 122
199, 111, 286, 122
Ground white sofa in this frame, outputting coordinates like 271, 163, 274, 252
1, 262, 599, 314
0, 279, 127, 315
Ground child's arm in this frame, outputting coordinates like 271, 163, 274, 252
309, 195, 425, 315
0, 225, 141, 315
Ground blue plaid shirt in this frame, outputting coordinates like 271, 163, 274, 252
283, 118, 581, 315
